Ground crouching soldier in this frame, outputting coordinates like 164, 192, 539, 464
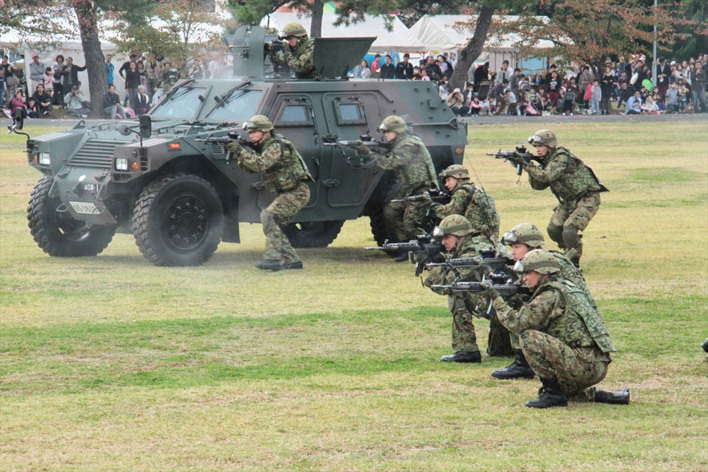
486, 249, 629, 408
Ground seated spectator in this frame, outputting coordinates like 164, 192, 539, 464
135, 85, 151, 115
488, 97, 498, 115
505, 89, 518, 115
522, 95, 540, 116
617, 82, 632, 109
64, 84, 91, 118
625, 90, 642, 114
469, 95, 483, 115
642, 94, 660, 114
480, 97, 490, 115
26, 98, 40, 118
102, 84, 125, 119
9, 90, 27, 119
419, 68, 430, 81
438, 76, 450, 99
446, 88, 469, 115
677, 81, 689, 112
31, 83, 53, 117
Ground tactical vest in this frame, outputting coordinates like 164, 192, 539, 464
391, 133, 438, 193
543, 147, 608, 202
260, 134, 313, 193
547, 280, 616, 353
550, 251, 598, 309
455, 182, 500, 238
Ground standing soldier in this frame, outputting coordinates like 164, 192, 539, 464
487, 249, 629, 408
225, 115, 313, 271
523, 130, 608, 267
427, 164, 500, 240
353, 115, 438, 261
269, 22, 318, 80
423, 215, 497, 363
492, 222, 597, 380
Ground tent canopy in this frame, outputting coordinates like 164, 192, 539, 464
261, 12, 426, 53
410, 15, 555, 52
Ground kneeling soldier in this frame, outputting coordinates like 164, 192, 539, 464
226, 115, 313, 271
488, 249, 629, 408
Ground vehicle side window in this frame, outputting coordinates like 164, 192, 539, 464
333, 100, 366, 125
274, 99, 313, 127
281, 105, 308, 122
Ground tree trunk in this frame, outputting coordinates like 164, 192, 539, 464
310, 0, 323, 39
73, 0, 107, 118
449, 5, 495, 91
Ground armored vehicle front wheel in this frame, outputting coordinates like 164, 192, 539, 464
27, 176, 116, 257
283, 220, 344, 248
132, 174, 224, 266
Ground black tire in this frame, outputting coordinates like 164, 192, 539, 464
132, 173, 224, 266
369, 209, 395, 247
283, 220, 344, 248
27, 175, 116, 257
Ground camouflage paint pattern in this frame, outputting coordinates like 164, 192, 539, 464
493, 276, 613, 399
526, 147, 606, 202
550, 192, 601, 232
432, 182, 500, 239
261, 183, 310, 263
272, 37, 318, 79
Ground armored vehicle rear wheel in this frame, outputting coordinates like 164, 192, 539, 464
283, 220, 344, 248
27, 176, 116, 257
132, 173, 224, 266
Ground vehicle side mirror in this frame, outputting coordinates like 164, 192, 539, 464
139, 115, 152, 139
117, 125, 131, 136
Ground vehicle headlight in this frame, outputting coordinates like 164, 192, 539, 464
115, 157, 129, 171
38, 152, 51, 166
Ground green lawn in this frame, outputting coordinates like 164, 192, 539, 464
1, 121, 707, 471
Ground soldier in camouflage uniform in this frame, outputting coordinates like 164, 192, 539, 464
427, 164, 500, 239
488, 249, 629, 408
225, 115, 313, 271
423, 215, 499, 363
523, 130, 608, 267
354, 115, 438, 261
492, 222, 598, 380
268, 22, 318, 80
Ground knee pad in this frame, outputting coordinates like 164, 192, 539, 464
562, 225, 581, 250
547, 223, 564, 245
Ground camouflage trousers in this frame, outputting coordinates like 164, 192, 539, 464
520, 329, 609, 401
550, 192, 601, 258
449, 294, 479, 353
383, 200, 428, 242
261, 183, 310, 263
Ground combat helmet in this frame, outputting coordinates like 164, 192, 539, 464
439, 164, 470, 181
436, 214, 473, 237
378, 115, 408, 134
514, 249, 560, 274
528, 129, 557, 149
281, 22, 308, 39
502, 223, 545, 248
243, 115, 274, 132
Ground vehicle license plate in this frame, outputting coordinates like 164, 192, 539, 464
69, 201, 100, 215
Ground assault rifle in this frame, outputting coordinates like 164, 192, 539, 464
366, 232, 444, 276
426, 248, 513, 273
487, 145, 542, 176
390, 187, 450, 204
323, 134, 391, 168
431, 273, 519, 299
195, 130, 252, 161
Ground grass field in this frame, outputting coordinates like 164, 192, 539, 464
1, 121, 707, 471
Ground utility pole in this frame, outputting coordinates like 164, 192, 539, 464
652, 0, 657, 87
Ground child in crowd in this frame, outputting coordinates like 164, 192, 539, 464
26, 98, 40, 118
590, 79, 601, 114
480, 97, 490, 115
678, 81, 689, 112
43, 67, 54, 96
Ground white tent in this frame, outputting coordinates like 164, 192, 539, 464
262, 12, 426, 53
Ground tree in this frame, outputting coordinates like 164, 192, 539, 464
499, 0, 706, 76
228, 0, 325, 38
448, 5, 495, 90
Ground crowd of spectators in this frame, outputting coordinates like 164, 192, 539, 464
2, 51, 234, 121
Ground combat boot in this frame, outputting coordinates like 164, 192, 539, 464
281, 261, 303, 270
256, 260, 283, 271
594, 387, 630, 405
491, 350, 535, 379
525, 377, 568, 408
440, 351, 481, 363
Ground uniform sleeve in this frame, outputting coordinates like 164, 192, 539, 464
525, 153, 569, 183
237, 142, 282, 173
283, 41, 314, 75
432, 187, 469, 219
369, 141, 416, 171
493, 288, 562, 334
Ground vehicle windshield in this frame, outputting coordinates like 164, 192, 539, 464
207, 90, 263, 121
151, 87, 207, 119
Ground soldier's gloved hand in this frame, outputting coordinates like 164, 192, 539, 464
352, 141, 371, 155
225, 141, 243, 155
482, 285, 500, 301
418, 193, 434, 206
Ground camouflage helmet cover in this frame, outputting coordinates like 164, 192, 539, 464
514, 249, 560, 274
439, 164, 470, 180
502, 223, 545, 248
528, 129, 557, 149
281, 22, 308, 38
378, 115, 408, 133
243, 115, 274, 132
437, 214, 473, 237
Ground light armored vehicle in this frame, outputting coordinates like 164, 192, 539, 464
22, 26, 467, 266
